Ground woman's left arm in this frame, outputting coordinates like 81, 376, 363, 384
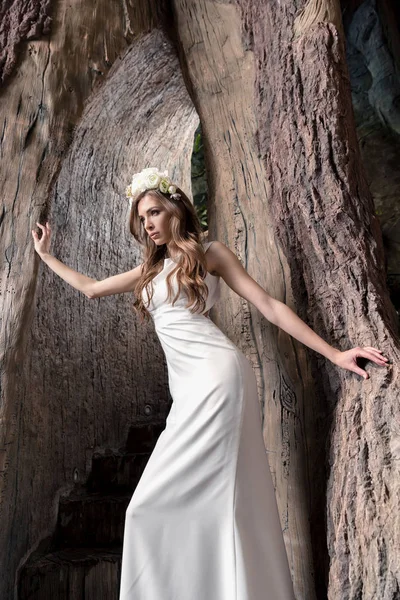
207, 241, 389, 379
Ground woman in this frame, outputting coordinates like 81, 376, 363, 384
32, 167, 388, 600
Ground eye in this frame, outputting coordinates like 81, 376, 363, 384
151, 210, 160, 216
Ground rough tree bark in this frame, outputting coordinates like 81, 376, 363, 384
0, 2, 197, 598
260, 2, 400, 598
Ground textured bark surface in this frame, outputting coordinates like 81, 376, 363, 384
0, 2, 197, 597
243, 1, 400, 599
0, 0, 53, 84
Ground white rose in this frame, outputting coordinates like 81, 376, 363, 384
131, 174, 145, 189
144, 173, 161, 188
159, 177, 171, 193
168, 185, 177, 194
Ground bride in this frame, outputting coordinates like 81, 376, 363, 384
32, 167, 388, 599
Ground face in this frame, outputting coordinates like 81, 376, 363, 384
137, 194, 172, 245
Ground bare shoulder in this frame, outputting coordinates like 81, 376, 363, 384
205, 240, 242, 278
204, 241, 274, 311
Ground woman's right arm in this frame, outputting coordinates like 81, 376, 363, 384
32, 221, 142, 299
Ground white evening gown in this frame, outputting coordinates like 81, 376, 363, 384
119, 241, 296, 600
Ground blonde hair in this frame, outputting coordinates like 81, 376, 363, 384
129, 188, 210, 322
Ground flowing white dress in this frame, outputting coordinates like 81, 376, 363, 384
119, 241, 296, 600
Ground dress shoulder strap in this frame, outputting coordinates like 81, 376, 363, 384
202, 240, 214, 253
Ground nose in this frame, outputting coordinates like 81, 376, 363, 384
143, 217, 153, 231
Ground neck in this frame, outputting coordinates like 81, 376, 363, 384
165, 243, 178, 261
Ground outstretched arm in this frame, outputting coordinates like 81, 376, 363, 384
32, 221, 142, 299
206, 241, 389, 379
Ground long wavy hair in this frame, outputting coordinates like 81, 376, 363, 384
129, 187, 210, 322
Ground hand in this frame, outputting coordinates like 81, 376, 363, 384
32, 221, 51, 257
332, 346, 390, 380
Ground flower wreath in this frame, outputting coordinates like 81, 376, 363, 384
126, 167, 181, 203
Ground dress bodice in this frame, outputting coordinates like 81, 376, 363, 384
142, 241, 221, 317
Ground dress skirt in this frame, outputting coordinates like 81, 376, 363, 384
119, 301, 296, 600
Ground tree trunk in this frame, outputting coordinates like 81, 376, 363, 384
0, 2, 197, 598
258, 2, 400, 597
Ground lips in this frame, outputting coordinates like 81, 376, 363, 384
150, 232, 159, 239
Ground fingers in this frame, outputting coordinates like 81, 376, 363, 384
347, 359, 369, 379
35, 221, 50, 229
357, 348, 389, 365
360, 370, 369, 380
363, 346, 389, 362
357, 350, 387, 366
336, 345, 390, 380
32, 221, 51, 247
34, 221, 51, 237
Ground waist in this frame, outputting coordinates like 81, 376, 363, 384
152, 307, 237, 357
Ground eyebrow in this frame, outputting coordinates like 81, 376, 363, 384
138, 206, 161, 219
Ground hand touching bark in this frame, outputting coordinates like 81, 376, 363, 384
30, 221, 100, 296
32, 221, 51, 257
332, 346, 390, 380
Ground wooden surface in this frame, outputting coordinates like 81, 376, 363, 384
0, 2, 197, 597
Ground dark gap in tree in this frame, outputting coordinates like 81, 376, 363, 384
341, 0, 400, 327
191, 122, 208, 231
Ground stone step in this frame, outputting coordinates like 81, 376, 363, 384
87, 451, 151, 493
19, 547, 121, 600
86, 420, 166, 494
124, 422, 165, 453
57, 492, 131, 548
